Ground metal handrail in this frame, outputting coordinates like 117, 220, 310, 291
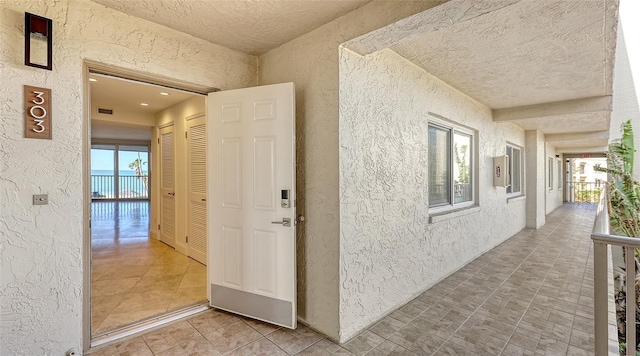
592, 190, 636, 356
91, 174, 149, 200
568, 181, 604, 203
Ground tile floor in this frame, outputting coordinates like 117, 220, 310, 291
89, 203, 597, 355
92, 201, 207, 335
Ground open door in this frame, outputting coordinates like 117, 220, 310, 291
207, 82, 296, 329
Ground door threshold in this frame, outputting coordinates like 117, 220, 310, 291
89, 302, 209, 350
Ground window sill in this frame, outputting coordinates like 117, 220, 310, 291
429, 205, 481, 224
507, 195, 526, 203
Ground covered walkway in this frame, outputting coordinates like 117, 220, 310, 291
91, 203, 597, 355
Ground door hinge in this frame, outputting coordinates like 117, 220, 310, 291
186, 236, 189, 243
157, 138, 160, 144
158, 224, 160, 230
185, 131, 188, 139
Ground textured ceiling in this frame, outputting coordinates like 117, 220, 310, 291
390, 0, 616, 110
89, 0, 371, 54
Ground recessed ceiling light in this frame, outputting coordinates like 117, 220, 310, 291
89, 78, 97, 82
140, 103, 149, 106
159, 92, 169, 96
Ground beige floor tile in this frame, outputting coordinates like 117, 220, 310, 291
230, 337, 289, 356
92, 277, 140, 296
114, 336, 154, 356
130, 274, 183, 293
92, 293, 127, 317
88, 203, 597, 356
178, 272, 206, 289
142, 329, 180, 354
187, 261, 207, 274
95, 308, 168, 334
167, 287, 207, 311
154, 252, 192, 266
204, 321, 263, 354
144, 263, 190, 278
113, 289, 175, 314
154, 345, 188, 356
97, 265, 152, 281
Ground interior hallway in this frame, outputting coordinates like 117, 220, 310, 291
89, 203, 596, 355
91, 201, 207, 335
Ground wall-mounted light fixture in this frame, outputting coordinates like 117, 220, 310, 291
25, 12, 52, 71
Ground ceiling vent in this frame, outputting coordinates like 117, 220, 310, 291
97, 108, 113, 115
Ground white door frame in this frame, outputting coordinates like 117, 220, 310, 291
81, 60, 217, 351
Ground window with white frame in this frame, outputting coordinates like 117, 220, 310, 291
428, 120, 474, 210
506, 144, 522, 196
548, 157, 554, 190
557, 160, 562, 189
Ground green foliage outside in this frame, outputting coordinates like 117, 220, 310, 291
595, 120, 640, 237
129, 152, 148, 192
597, 120, 640, 352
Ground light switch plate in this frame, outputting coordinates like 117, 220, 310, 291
33, 194, 48, 205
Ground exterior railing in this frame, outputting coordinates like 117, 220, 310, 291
91, 174, 149, 200
567, 181, 603, 203
592, 191, 635, 355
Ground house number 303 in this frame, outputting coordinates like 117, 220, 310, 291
24, 85, 52, 139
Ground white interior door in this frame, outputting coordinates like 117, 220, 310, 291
159, 125, 176, 247
207, 82, 296, 329
187, 115, 207, 265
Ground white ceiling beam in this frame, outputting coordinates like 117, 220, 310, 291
493, 96, 612, 122
556, 146, 609, 154
342, 0, 522, 56
545, 130, 610, 143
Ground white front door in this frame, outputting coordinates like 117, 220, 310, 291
186, 115, 207, 265
159, 125, 176, 247
207, 82, 296, 329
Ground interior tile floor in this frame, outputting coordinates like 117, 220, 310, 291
92, 201, 207, 335
89, 203, 596, 355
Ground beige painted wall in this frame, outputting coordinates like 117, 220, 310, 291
257, 1, 448, 340
152, 96, 206, 253
0, 0, 255, 353
91, 104, 156, 127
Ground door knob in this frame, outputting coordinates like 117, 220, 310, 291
201, 198, 206, 202
271, 218, 291, 227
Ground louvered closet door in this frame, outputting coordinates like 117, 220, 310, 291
187, 116, 207, 265
159, 125, 176, 247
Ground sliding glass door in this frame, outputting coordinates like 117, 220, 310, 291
91, 143, 150, 200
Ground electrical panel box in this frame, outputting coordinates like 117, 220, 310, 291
493, 155, 510, 187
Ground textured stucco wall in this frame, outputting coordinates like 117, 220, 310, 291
0, 0, 255, 353
338, 48, 526, 341
257, 0, 447, 340
610, 24, 640, 180
152, 96, 205, 254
